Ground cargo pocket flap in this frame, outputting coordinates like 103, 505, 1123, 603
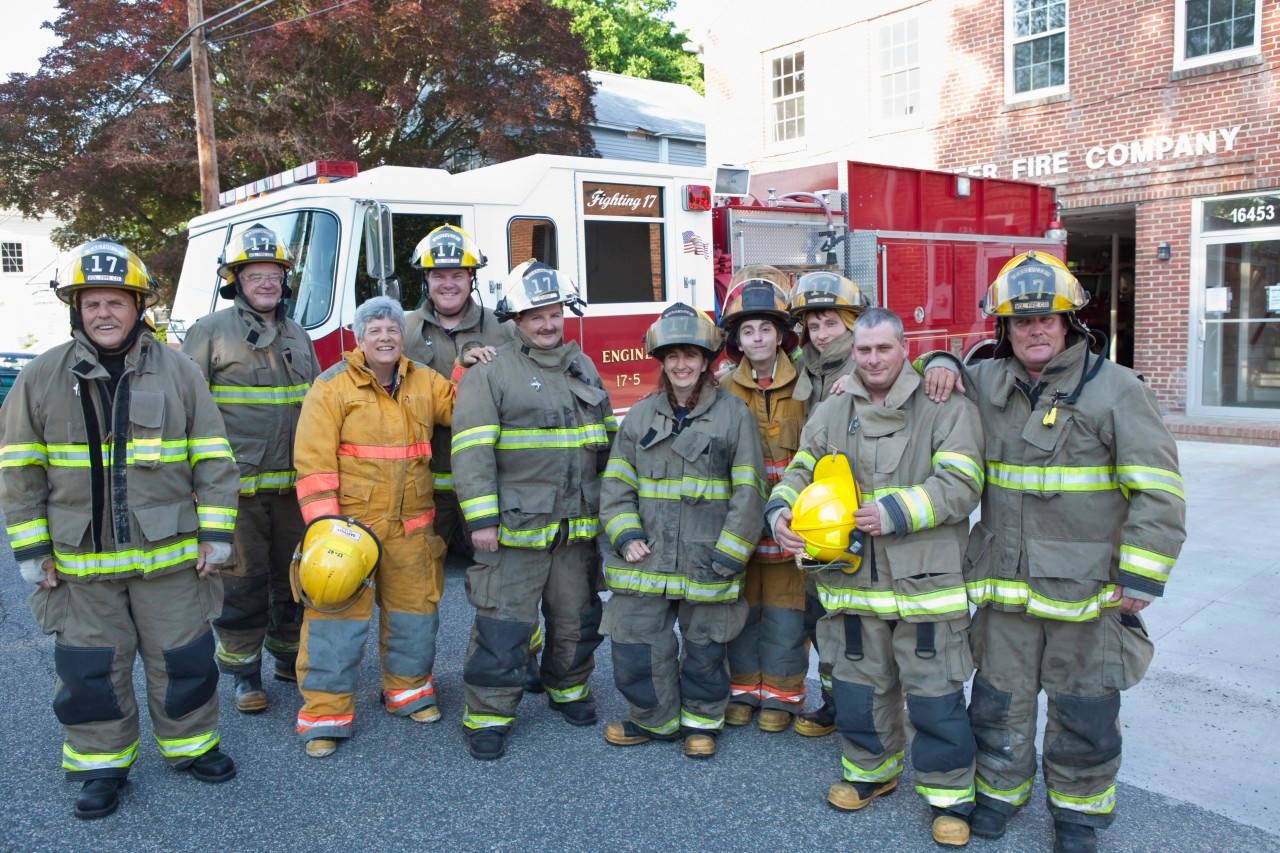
670, 428, 710, 463
499, 484, 556, 513
1026, 537, 1113, 581
47, 504, 92, 548
133, 499, 198, 542
339, 476, 375, 502
568, 377, 608, 408
230, 434, 268, 468
884, 536, 962, 579
129, 390, 167, 429
1020, 411, 1071, 453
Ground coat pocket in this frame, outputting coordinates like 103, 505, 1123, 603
48, 503, 92, 549
1026, 537, 1113, 583
30, 582, 71, 635
128, 390, 167, 468
133, 499, 200, 542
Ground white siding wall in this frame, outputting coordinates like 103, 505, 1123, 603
0, 210, 69, 353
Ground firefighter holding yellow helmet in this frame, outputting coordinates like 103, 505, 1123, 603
768, 306, 984, 847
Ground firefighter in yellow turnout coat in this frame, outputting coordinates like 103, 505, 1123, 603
182, 224, 321, 712
0, 240, 240, 819
771, 308, 983, 847
292, 297, 455, 758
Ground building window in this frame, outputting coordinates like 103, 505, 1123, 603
879, 18, 920, 121
1176, 0, 1259, 68
1007, 0, 1067, 99
770, 50, 805, 143
1, 242, 22, 273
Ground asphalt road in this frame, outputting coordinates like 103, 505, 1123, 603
2, 445, 1278, 851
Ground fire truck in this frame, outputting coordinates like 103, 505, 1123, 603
170, 155, 1062, 412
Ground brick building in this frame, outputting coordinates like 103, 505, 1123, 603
691, 0, 1279, 425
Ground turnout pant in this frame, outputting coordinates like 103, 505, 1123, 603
29, 569, 224, 780
462, 535, 603, 733
819, 611, 976, 811
727, 557, 808, 712
432, 486, 475, 562
603, 594, 748, 736
214, 490, 305, 674
969, 607, 1152, 828
296, 526, 445, 742
804, 576, 833, 707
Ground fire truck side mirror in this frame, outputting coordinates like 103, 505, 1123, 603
363, 202, 397, 297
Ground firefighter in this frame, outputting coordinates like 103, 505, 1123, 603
600, 304, 764, 758
789, 270, 866, 738
769, 307, 984, 847
292, 296, 455, 758
921, 252, 1187, 853
0, 240, 240, 819
714, 267, 809, 733
181, 223, 321, 713
452, 261, 615, 761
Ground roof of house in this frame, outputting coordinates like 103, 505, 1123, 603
589, 70, 705, 142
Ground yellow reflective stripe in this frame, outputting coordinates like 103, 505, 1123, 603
636, 716, 680, 735
987, 461, 1119, 493
637, 476, 732, 501
495, 423, 610, 450
209, 383, 309, 405
529, 622, 544, 651
816, 583, 969, 619
188, 436, 235, 464
680, 709, 723, 730
603, 458, 638, 489
45, 441, 189, 467
788, 451, 817, 473
891, 486, 935, 531
432, 472, 454, 492
933, 451, 984, 490
459, 494, 498, 523
714, 529, 754, 562
547, 684, 589, 703
451, 425, 499, 454
966, 578, 1121, 621
977, 775, 1033, 806
732, 464, 767, 497
462, 706, 515, 730
155, 730, 220, 758
215, 639, 261, 666
198, 505, 237, 531
54, 537, 200, 577
605, 512, 643, 542
1116, 465, 1184, 500
1047, 784, 1116, 815
603, 413, 619, 433
239, 469, 297, 495
603, 565, 741, 603
498, 517, 599, 548
62, 740, 139, 772
0, 442, 49, 468
771, 483, 800, 508
842, 750, 903, 782
1118, 544, 1175, 583
916, 784, 976, 808
7, 517, 51, 550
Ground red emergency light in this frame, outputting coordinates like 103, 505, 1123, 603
219, 160, 359, 208
683, 184, 712, 211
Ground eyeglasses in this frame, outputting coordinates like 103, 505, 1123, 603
242, 273, 286, 286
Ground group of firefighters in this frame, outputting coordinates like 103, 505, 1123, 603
0, 220, 1185, 853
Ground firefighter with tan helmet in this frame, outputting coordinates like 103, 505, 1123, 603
769, 306, 984, 847
921, 252, 1186, 853
452, 261, 615, 761
788, 270, 867, 737
713, 266, 810, 734
0, 239, 241, 819
292, 296, 455, 758
181, 223, 321, 713
599, 304, 764, 758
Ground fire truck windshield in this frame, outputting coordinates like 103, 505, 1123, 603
220, 210, 340, 328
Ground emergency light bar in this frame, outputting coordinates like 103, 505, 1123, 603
219, 160, 359, 208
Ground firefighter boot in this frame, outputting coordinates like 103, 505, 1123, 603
1053, 821, 1097, 853
524, 651, 544, 694
234, 670, 268, 714
305, 739, 337, 758
468, 728, 506, 761
683, 732, 717, 759
827, 779, 898, 811
75, 778, 126, 820
186, 749, 236, 783
794, 701, 836, 737
757, 709, 792, 732
548, 695, 598, 727
931, 807, 971, 847
968, 804, 1008, 840
410, 705, 442, 723
724, 703, 755, 726
604, 721, 681, 747
273, 661, 297, 682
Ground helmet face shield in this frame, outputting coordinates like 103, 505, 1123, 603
644, 303, 723, 357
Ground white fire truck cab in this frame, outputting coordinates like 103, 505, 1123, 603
170, 155, 718, 412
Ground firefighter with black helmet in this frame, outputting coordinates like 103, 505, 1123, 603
921, 251, 1187, 852
769, 306, 984, 846
713, 266, 811, 734
1, 239, 241, 819
452, 261, 614, 761
599, 303, 764, 758
182, 223, 321, 713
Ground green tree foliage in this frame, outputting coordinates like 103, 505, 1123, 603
0, 0, 597, 293
548, 0, 703, 94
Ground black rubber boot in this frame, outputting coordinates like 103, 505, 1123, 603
1053, 821, 1097, 853
523, 653, 544, 694
234, 671, 267, 714
187, 749, 237, 783
75, 778, 125, 820
548, 695, 598, 726
794, 701, 836, 737
969, 804, 1008, 839
468, 729, 506, 760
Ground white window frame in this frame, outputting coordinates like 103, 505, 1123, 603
765, 47, 806, 152
1174, 0, 1261, 71
1004, 0, 1069, 103
1, 241, 22, 274
877, 16, 922, 130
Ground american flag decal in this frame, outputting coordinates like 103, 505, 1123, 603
681, 230, 709, 257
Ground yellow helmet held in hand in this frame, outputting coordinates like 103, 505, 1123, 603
791, 452, 864, 572
981, 251, 1086, 317
289, 516, 382, 613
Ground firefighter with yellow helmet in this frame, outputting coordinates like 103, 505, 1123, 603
292, 296, 456, 758
452, 261, 613, 760
712, 266, 810, 734
599, 304, 764, 758
0, 239, 241, 818
182, 223, 321, 713
769, 306, 984, 847
921, 251, 1186, 852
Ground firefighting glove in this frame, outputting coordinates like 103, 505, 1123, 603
204, 541, 233, 566
19, 557, 49, 584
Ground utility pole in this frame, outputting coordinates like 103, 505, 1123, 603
189, 0, 220, 212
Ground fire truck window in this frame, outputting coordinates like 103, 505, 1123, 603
584, 221, 666, 304
508, 218, 558, 270
217, 210, 340, 330
354, 213, 460, 310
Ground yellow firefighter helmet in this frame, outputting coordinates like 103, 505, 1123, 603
981, 251, 1087, 317
216, 223, 295, 299
411, 224, 488, 271
790, 452, 864, 572
55, 239, 160, 307
719, 264, 792, 328
289, 516, 382, 613
644, 302, 723, 357
789, 271, 866, 318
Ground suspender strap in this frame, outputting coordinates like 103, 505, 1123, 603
843, 614, 864, 661
915, 621, 937, 659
